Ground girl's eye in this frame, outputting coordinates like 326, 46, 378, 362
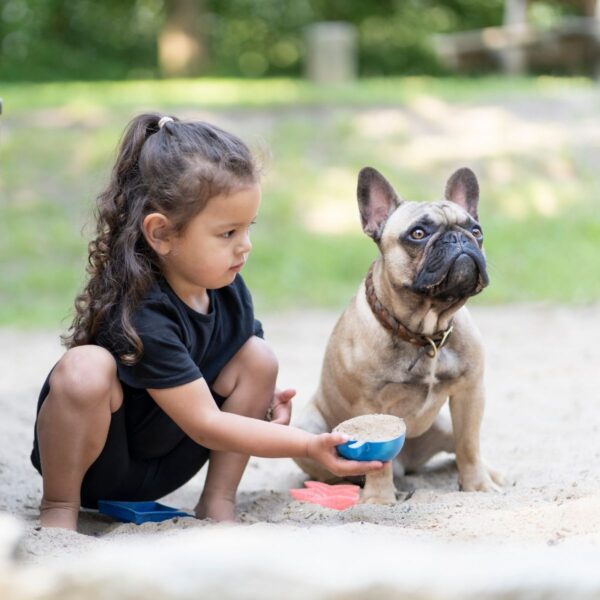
222, 230, 235, 239
410, 227, 427, 240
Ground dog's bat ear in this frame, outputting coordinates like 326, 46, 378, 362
357, 167, 401, 241
445, 168, 480, 220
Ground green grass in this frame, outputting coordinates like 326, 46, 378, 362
2, 75, 593, 113
482, 215, 600, 304
1, 76, 599, 328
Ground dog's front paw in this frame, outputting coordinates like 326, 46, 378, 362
459, 461, 505, 492
360, 488, 397, 505
359, 464, 397, 505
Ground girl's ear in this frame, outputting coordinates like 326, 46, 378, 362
142, 213, 173, 256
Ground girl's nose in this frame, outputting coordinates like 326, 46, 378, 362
238, 232, 252, 254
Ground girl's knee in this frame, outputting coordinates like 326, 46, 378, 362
50, 346, 120, 411
242, 337, 278, 384
213, 337, 278, 401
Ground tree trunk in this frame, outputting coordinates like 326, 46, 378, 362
500, 0, 528, 75
158, 0, 206, 77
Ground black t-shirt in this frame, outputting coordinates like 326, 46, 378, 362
94, 274, 263, 458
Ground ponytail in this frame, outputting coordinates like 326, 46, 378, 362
62, 113, 170, 363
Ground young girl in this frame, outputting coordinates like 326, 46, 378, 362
31, 113, 382, 530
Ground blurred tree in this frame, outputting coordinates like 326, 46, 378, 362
177, 0, 505, 76
158, 0, 206, 77
0, 0, 587, 80
0, 0, 162, 80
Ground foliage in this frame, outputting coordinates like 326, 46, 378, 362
0, 0, 162, 81
0, 0, 510, 81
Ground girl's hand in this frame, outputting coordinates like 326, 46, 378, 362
307, 432, 384, 477
268, 388, 295, 425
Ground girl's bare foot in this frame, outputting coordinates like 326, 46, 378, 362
40, 498, 79, 531
195, 492, 236, 522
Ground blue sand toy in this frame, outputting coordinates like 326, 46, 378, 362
335, 414, 406, 462
336, 434, 405, 462
97, 500, 193, 525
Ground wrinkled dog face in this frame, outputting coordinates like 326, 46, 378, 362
357, 167, 489, 302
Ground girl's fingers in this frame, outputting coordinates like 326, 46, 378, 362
275, 388, 296, 403
270, 407, 292, 425
324, 432, 351, 446
312, 433, 384, 475
269, 389, 296, 425
334, 459, 384, 476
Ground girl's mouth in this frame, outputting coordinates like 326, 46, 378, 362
230, 262, 245, 272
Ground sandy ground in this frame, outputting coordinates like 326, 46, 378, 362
2, 304, 600, 596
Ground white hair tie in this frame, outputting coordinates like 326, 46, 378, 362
158, 116, 174, 129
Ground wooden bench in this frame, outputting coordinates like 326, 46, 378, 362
433, 16, 600, 77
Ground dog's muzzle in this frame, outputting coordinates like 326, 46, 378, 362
412, 230, 489, 300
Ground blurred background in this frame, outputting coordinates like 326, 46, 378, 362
1, 0, 599, 328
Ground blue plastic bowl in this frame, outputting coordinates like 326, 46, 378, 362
336, 434, 406, 462
97, 500, 193, 525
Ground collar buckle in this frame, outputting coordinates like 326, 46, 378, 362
424, 325, 454, 358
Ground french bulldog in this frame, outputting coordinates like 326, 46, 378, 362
294, 167, 504, 503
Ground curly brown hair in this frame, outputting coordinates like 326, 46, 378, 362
62, 113, 259, 364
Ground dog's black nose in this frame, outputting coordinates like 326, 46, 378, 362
442, 230, 472, 248
442, 231, 459, 245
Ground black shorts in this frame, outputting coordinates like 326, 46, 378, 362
30, 367, 226, 509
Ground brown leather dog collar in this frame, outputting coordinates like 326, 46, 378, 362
364, 261, 453, 353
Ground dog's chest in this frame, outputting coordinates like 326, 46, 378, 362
406, 350, 462, 387
366, 347, 464, 436
383, 345, 464, 388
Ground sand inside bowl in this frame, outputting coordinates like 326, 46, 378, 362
333, 414, 406, 442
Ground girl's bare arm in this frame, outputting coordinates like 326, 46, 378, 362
148, 378, 383, 477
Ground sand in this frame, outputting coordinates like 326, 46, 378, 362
2, 305, 600, 597
334, 414, 406, 441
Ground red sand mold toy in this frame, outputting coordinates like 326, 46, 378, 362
289, 481, 360, 510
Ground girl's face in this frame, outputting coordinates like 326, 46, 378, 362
159, 183, 261, 310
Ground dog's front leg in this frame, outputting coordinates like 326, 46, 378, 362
360, 462, 396, 504
449, 381, 504, 492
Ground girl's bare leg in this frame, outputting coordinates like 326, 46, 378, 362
36, 346, 122, 530
195, 337, 277, 522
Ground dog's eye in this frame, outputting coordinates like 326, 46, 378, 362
472, 227, 483, 238
409, 228, 427, 240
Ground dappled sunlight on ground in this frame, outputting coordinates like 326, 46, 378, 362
354, 107, 411, 139
301, 89, 599, 232
27, 104, 111, 129
399, 104, 564, 167
303, 166, 359, 234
